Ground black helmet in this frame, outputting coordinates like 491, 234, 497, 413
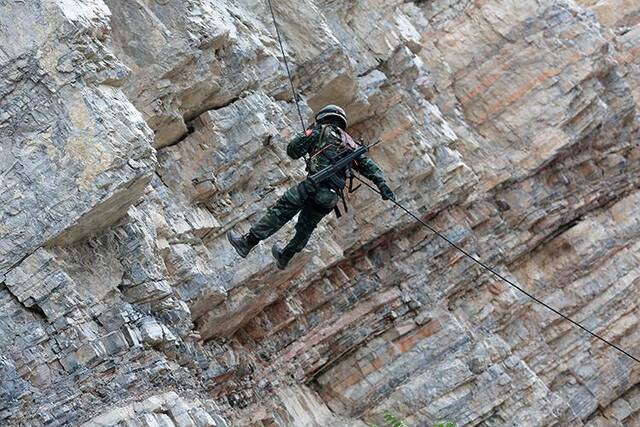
315, 104, 347, 129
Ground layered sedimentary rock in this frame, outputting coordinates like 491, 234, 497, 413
1, 0, 639, 426
0, 1, 156, 279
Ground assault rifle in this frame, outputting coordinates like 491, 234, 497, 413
307, 139, 381, 187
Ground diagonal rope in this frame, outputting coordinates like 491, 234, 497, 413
352, 174, 640, 364
266, 0, 640, 365
267, 0, 306, 131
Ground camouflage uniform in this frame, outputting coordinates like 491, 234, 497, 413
248, 123, 388, 263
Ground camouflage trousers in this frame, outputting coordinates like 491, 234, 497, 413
250, 182, 339, 262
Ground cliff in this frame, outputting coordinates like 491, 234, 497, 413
1, 0, 639, 425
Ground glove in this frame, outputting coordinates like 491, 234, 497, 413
378, 183, 395, 201
301, 122, 319, 138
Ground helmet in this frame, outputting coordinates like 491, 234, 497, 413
315, 104, 347, 129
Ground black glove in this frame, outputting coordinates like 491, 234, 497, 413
378, 183, 395, 201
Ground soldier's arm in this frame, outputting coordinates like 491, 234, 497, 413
286, 125, 320, 159
354, 155, 395, 201
353, 155, 385, 186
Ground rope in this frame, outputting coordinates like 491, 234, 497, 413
352, 174, 640, 364
267, 0, 306, 131
265, 0, 640, 365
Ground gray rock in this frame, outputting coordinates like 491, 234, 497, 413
0, 0, 155, 277
2, 0, 640, 426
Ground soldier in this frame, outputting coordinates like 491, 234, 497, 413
227, 105, 395, 269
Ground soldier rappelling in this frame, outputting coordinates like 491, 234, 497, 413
226, 0, 640, 367
227, 105, 395, 270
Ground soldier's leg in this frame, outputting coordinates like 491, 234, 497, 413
249, 184, 305, 241
228, 184, 306, 258
275, 187, 338, 266
280, 205, 328, 262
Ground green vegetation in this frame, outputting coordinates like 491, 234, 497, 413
365, 410, 457, 427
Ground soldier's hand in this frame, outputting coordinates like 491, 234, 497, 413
378, 183, 395, 202
302, 122, 320, 137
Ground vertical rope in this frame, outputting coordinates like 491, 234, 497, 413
267, 0, 306, 131
266, 0, 639, 367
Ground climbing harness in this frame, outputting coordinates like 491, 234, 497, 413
265, 1, 640, 364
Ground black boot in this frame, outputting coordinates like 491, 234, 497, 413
271, 244, 291, 270
227, 230, 259, 258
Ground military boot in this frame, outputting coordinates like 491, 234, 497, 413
271, 244, 291, 270
227, 230, 259, 258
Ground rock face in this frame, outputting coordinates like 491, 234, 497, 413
1, 0, 639, 426
0, 0, 156, 279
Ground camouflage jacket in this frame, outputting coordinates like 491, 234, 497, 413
286, 123, 386, 189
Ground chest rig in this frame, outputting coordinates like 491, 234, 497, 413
305, 125, 362, 217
